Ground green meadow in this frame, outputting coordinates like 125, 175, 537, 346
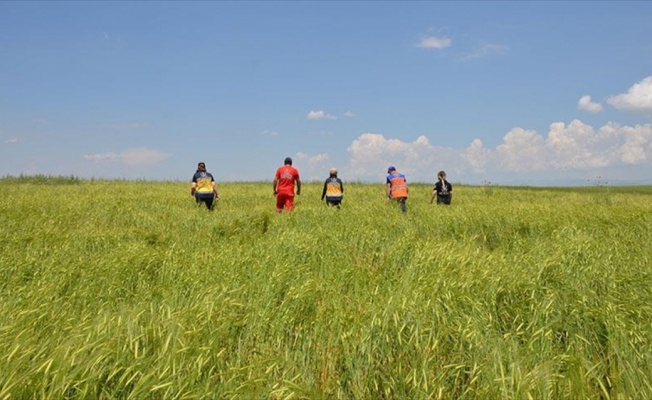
1, 176, 652, 399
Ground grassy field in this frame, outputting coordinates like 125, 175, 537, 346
1, 176, 652, 399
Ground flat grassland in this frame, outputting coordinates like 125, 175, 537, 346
1, 176, 652, 399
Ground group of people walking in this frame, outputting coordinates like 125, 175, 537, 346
385, 166, 453, 213
191, 158, 452, 213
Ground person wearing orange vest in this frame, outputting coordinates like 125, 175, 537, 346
386, 165, 408, 213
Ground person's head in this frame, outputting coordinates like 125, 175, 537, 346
197, 162, 207, 172
438, 170, 446, 180
284, 157, 293, 166
329, 167, 337, 177
387, 166, 396, 174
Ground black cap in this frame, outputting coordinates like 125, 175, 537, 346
284, 157, 292, 165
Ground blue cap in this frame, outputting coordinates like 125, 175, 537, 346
387, 165, 396, 173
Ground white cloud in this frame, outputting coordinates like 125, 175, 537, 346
546, 120, 610, 169
577, 95, 604, 113
617, 124, 652, 164
462, 139, 490, 173
262, 130, 279, 136
417, 35, 452, 49
344, 120, 652, 183
347, 133, 459, 181
307, 110, 337, 120
498, 120, 652, 171
607, 76, 652, 114
83, 147, 170, 166
497, 127, 547, 171
4, 137, 19, 144
343, 111, 355, 118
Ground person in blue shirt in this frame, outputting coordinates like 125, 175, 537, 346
321, 168, 344, 208
191, 162, 220, 210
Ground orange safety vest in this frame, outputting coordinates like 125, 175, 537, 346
389, 175, 408, 198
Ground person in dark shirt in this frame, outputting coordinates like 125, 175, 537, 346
191, 162, 220, 210
321, 168, 344, 208
430, 170, 452, 205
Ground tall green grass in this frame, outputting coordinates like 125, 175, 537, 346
1, 177, 651, 398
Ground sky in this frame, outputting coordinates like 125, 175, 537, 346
1, 1, 651, 185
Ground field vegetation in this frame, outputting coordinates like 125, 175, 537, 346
1, 175, 652, 399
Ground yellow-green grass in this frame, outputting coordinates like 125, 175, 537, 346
1, 176, 651, 399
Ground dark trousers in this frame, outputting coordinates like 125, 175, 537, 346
396, 197, 407, 213
437, 195, 452, 205
325, 197, 342, 208
195, 193, 215, 210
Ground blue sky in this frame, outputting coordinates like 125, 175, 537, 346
1, 1, 651, 185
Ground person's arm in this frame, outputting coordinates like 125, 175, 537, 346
273, 177, 278, 196
430, 188, 437, 204
191, 182, 197, 196
321, 181, 326, 201
386, 182, 392, 199
212, 182, 219, 199
296, 177, 301, 196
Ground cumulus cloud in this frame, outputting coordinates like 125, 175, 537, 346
343, 111, 355, 118
344, 120, 652, 183
83, 148, 170, 165
4, 137, 19, 144
546, 120, 610, 169
503, 121, 652, 169
497, 128, 547, 171
616, 124, 652, 164
577, 95, 604, 113
417, 35, 452, 49
347, 133, 459, 181
307, 110, 337, 120
607, 76, 652, 114
462, 139, 491, 173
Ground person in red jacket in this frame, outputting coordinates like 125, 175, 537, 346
386, 165, 408, 213
273, 157, 301, 213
